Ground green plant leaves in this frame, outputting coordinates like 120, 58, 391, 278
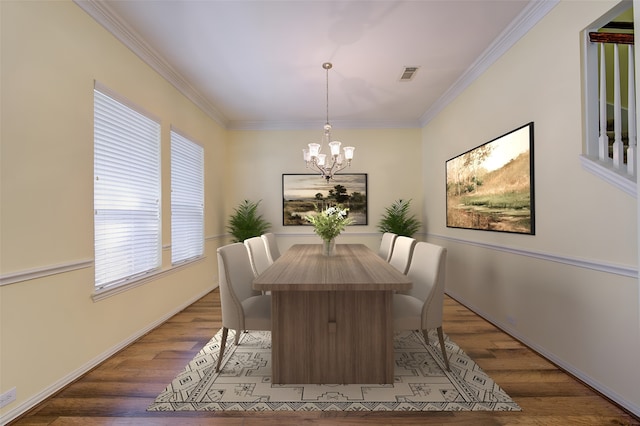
227, 199, 271, 242
377, 199, 421, 237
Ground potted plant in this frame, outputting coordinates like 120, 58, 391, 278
227, 199, 271, 242
378, 199, 421, 237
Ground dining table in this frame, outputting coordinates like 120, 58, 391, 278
253, 243, 412, 385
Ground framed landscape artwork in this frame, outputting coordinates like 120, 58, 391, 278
282, 173, 368, 226
446, 122, 535, 235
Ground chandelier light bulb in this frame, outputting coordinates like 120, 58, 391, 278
343, 146, 355, 161
329, 141, 342, 156
308, 143, 321, 158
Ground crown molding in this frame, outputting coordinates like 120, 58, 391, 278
73, 0, 228, 127
74, 0, 558, 132
420, 0, 560, 126
227, 119, 422, 131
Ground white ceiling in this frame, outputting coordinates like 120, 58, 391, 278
76, 0, 556, 130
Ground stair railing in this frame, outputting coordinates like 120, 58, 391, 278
589, 31, 637, 179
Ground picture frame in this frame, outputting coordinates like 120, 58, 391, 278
446, 122, 535, 235
282, 173, 368, 226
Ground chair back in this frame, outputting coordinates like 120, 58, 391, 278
378, 232, 397, 262
261, 233, 281, 263
388, 236, 416, 275
217, 243, 261, 330
405, 242, 447, 329
244, 236, 272, 276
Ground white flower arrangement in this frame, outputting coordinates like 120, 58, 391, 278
305, 205, 354, 241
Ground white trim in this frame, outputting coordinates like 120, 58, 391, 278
420, 0, 559, 126
445, 289, 640, 418
74, 0, 227, 127
0, 235, 227, 288
92, 256, 206, 302
75, 0, 557, 132
227, 118, 421, 131
0, 259, 93, 286
0, 286, 215, 426
429, 233, 637, 278
580, 155, 637, 198
205, 233, 227, 242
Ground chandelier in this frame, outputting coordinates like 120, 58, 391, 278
303, 62, 355, 181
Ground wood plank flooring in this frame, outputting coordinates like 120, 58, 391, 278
10, 290, 640, 425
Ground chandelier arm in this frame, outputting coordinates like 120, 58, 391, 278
307, 159, 329, 177
331, 162, 351, 175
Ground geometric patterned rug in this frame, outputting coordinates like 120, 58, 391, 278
148, 328, 521, 412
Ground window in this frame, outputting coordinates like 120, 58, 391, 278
171, 129, 204, 264
94, 84, 162, 289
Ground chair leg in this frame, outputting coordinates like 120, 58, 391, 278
421, 329, 430, 346
215, 327, 229, 373
234, 329, 241, 345
436, 326, 450, 372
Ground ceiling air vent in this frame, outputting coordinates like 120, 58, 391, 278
400, 66, 419, 81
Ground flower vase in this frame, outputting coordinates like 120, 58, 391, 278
322, 238, 336, 257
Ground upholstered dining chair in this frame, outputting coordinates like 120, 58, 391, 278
378, 232, 397, 262
216, 243, 271, 372
388, 236, 416, 275
393, 241, 450, 371
244, 236, 272, 277
261, 233, 281, 263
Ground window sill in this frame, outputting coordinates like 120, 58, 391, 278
579, 155, 636, 198
92, 256, 206, 302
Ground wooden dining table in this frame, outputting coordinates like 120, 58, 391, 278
253, 243, 412, 384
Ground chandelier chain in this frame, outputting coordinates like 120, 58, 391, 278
302, 62, 355, 181
326, 65, 330, 126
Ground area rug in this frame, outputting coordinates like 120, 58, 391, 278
148, 328, 520, 412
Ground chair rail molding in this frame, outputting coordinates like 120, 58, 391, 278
0, 259, 94, 287
428, 233, 637, 278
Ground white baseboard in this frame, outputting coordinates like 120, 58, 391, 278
0, 286, 215, 425
445, 289, 640, 418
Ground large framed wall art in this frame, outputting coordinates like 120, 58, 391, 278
446, 122, 535, 235
282, 173, 368, 226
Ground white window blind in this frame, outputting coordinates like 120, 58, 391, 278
171, 130, 204, 264
94, 87, 161, 289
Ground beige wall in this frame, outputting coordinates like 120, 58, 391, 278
0, 2, 422, 419
421, 0, 639, 413
2, 0, 640, 421
0, 1, 227, 419
227, 128, 423, 252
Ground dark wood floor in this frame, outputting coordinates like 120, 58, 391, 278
11, 289, 640, 425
